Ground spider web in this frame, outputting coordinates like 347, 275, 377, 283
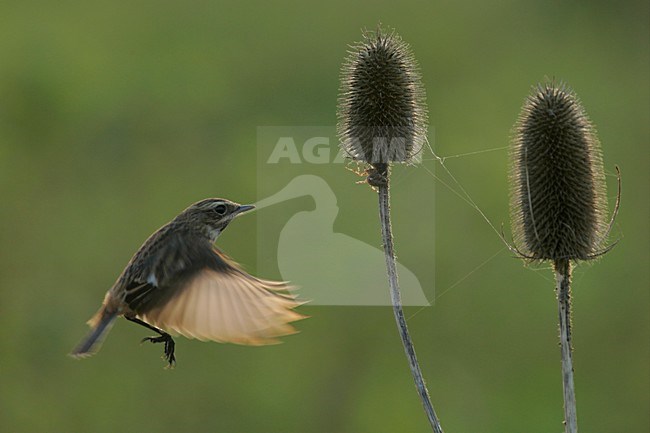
401, 138, 620, 322
400, 139, 539, 322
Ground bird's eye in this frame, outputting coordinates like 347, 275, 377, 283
213, 204, 227, 215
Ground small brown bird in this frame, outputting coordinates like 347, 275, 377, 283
70, 198, 305, 366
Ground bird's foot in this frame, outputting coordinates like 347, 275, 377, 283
141, 334, 176, 368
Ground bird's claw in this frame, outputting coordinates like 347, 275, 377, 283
141, 334, 176, 368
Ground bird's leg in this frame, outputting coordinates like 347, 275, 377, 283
125, 316, 176, 367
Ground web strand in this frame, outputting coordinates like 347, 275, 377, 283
421, 145, 508, 164
422, 138, 506, 241
404, 139, 511, 320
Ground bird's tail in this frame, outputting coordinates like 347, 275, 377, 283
69, 307, 117, 359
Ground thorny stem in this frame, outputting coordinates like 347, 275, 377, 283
554, 258, 578, 433
373, 164, 444, 433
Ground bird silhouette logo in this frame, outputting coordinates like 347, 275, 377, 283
255, 175, 429, 306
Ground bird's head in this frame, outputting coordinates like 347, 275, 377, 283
179, 198, 255, 241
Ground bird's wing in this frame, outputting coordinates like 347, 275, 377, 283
139, 249, 306, 345
121, 230, 210, 313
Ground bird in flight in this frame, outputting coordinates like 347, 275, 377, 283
70, 198, 305, 367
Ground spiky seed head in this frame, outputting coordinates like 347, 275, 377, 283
510, 81, 608, 261
337, 26, 428, 165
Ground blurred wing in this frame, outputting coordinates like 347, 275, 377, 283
139, 259, 306, 345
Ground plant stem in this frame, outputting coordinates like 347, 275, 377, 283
377, 175, 444, 433
554, 258, 578, 433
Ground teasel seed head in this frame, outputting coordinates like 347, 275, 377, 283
337, 26, 428, 166
510, 81, 609, 262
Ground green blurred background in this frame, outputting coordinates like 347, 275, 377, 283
1, 1, 648, 432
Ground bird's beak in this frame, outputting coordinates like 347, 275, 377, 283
234, 204, 255, 216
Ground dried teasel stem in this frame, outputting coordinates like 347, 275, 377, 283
554, 258, 577, 433
372, 164, 443, 433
